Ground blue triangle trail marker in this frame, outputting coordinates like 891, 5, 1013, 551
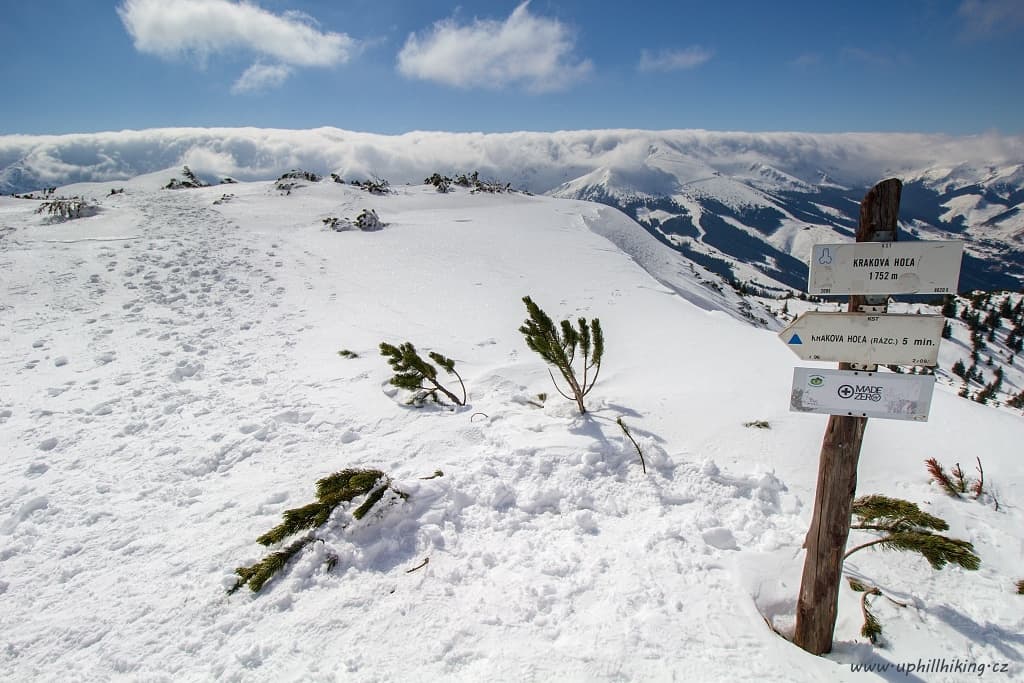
788, 334, 803, 345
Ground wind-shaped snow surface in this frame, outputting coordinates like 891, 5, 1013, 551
0, 178, 1021, 681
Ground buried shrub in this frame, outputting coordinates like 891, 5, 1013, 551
844, 495, 980, 645
925, 456, 990, 502
519, 295, 603, 414
229, 468, 406, 594
323, 210, 386, 232
355, 208, 383, 230
35, 197, 98, 221
275, 169, 322, 194
278, 169, 321, 183
424, 173, 452, 193
163, 165, 207, 189
351, 176, 391, 195
380, 341, 466, 406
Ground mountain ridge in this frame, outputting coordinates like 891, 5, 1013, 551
3, 127, 1024, 292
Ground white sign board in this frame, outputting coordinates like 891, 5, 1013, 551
779, 312, 944, 366
790, 367, 936, 421
808, 240, 963, 295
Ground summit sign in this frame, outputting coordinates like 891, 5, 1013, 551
809, 240, 963, 295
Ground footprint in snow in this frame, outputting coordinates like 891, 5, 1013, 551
702, 527, 738, 551
25, 462, 49, 478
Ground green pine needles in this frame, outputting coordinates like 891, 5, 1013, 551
380, 341, 466, 406
229, 468, 406, 594
519, 295, 603, 414
843, 495, 980, 646
1016, 579, 1024, 595
232, 538, 313, 594
846, 495, 980, 571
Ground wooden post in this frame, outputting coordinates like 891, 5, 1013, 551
792, 178, 902, 655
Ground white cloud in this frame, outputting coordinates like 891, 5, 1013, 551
396, 2, 591, 93
957, 0, 1024, 38
117, 0, 356, 67
230, 62, 292, 94
638, 47, 712, 72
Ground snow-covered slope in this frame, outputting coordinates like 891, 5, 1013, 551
4, 127, 1023, 294
1, 178, 1022, 681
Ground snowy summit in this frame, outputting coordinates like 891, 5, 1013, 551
1, 165, 1022, 681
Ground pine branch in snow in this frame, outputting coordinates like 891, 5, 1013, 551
846, 494, 980, 570
230, 469, 405, 594
925, 458, 961, 497
230, 538, 312, 594
951, 463, 968, 494
971, 457, 985, 498
850, 494, 948, 533
616, 417, 646, 474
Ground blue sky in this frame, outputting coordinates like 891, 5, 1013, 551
2, 0, 1022, 136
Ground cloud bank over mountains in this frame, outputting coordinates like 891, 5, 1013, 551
1, 127, 1021, 194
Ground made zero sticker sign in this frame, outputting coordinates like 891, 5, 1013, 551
791, 368, 935, 421
836, 383, 881, 401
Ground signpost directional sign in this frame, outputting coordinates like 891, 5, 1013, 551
790, 367, 936, 421
779, 312, 944, 366
808, 240, 963, 296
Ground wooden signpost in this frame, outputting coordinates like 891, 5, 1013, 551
789, 178, 961, 655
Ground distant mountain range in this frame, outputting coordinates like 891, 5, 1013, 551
549, 150, 1024, 294
3, 127, 1023, 293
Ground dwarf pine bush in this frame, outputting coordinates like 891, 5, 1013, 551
844, 494, 980, 645
351, 176, 391, 195
163, 165, 207, 190
424, 173, 452, 193
355, 208, 383, 230
380, 342, 466, 406
519, 296, 603, 414
846, 495, 980, 570
35, 197, 98, 221
229, 468, 405, 594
